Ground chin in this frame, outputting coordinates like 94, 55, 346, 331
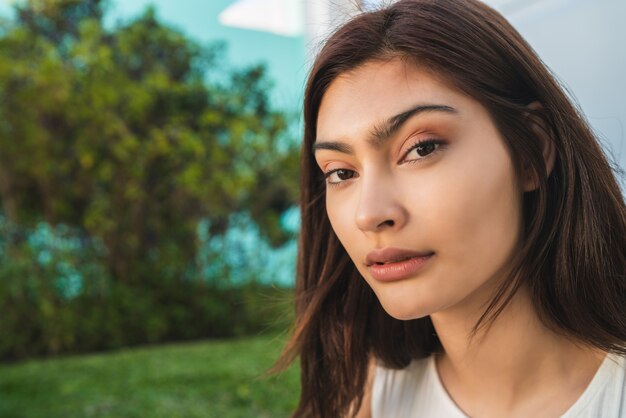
378, 297, 433, 321
368, 279, 442, 320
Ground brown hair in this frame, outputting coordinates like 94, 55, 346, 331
277, 1, 626, 416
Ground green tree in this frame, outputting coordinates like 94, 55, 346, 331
0, 0, 298, 287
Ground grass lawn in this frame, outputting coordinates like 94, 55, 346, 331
0, 333, 299, 418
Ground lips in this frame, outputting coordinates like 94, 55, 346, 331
365, 247, 435, 282
365, 247, 434, 267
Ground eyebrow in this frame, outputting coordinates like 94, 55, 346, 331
312, 103, 458, 154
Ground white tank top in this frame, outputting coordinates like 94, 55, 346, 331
372, 352, 626, 417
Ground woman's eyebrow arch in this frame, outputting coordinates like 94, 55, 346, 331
313, 103, 457, 154
369, 103, 457, 147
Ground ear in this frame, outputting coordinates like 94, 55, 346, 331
522, 101, 556, 192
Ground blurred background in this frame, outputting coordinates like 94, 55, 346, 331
0, 0, 623, 417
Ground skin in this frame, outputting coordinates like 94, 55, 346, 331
314, 59, 605, 418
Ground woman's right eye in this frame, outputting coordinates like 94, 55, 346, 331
324, 168, 358, 186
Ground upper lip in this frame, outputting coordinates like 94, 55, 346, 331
365, 247, 434, 266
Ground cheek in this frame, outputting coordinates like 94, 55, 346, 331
327, 194, 352, 236
420, 144, 522, 281
326, 190, 364, 263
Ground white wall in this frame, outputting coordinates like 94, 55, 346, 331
485, 0, 626, 185
303, 0, 363, 57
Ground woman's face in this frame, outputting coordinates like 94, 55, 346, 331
314, 59, 524, 320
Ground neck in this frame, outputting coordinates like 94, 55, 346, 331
430, 285, 605, 416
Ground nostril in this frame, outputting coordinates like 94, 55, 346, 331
378, 219, 395, 228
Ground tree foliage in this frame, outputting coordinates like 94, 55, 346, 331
0, 0, 299, 288
0, 0, 299, 360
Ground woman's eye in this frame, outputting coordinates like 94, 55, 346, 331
415, 142, 437, 156
403, 140, 444, 162
325, 168, 357, 186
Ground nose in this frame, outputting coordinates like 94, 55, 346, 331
355, 173, 408, 233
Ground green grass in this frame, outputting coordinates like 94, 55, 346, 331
0, 333, 299, 418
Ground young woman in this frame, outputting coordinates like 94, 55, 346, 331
277, 0, 626, 416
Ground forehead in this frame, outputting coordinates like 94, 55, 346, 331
316, 59, 469, 140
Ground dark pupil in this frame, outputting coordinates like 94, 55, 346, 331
337, 170, 353, 180
416, 143, 436, 156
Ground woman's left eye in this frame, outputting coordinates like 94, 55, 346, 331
402, 139, 445, 163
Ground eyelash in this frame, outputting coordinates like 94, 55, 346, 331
401, 137, 446, 164
322, 138, 446, 188
323, 168, 356, 188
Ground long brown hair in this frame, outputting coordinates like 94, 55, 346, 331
277, 1, 626, 416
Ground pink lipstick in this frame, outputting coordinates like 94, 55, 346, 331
366, 248, 434, 282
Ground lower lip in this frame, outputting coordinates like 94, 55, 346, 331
368, 254, 433, 282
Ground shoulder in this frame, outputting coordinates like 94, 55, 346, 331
350, 357, 378, 418
597, 353, 626, 414
562, 352, 626, 418
593, 352, 626, 400
373, 356, 432, 396
349, 357, 430, 418
371, 356, 436, 417
371, 355, 469, 418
